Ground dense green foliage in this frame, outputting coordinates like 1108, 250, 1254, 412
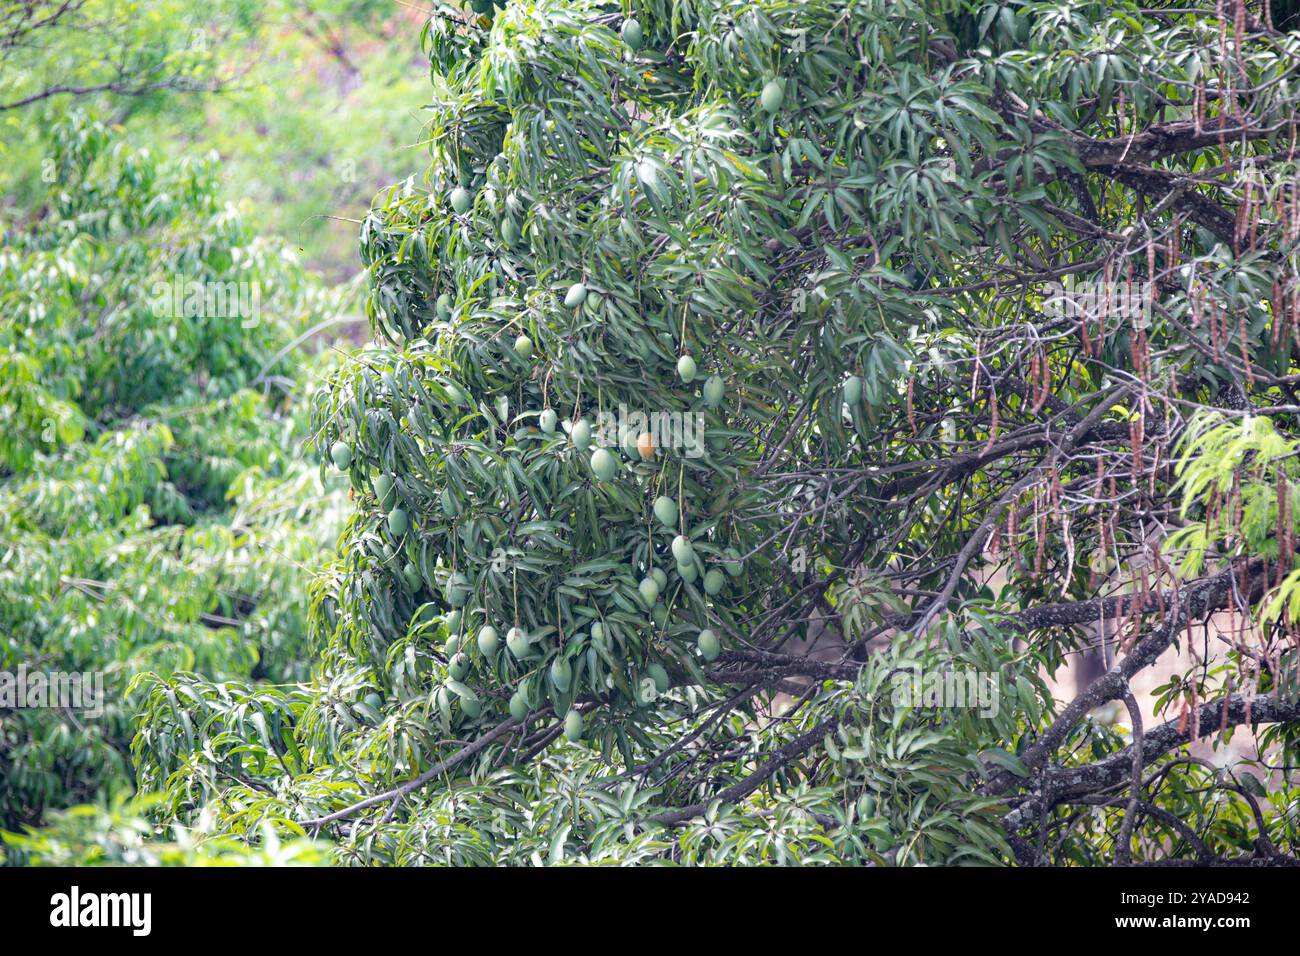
6, 0, 1300, 868
114, 0, 1300, 866
0, 0, 423, 277
0, 0, 424, 863
0, 114, 348, 831
3, 797, 327, 866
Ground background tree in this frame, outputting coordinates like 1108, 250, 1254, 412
130, 0, 1300, 865
0, 0, 444, 853
0, 0, 427, 277
0, 0, 249, 113
0, 0, 429, 863
0, 113, 348, 831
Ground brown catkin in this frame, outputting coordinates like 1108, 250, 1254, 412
1130, 414, 1144, 483
1248, 182, 1261, 251
906, 375, 916, 435
1235, 181, 1251, 249
1033, 491, 1044, 576
1234, 0, 1247, 82
1240, 315, 1254, 387
1279, 470, 1292, 567
1092, 454, 1105, 513
1033, 350, 1050, 414
1273, 281, 1284, 345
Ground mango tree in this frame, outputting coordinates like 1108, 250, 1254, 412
139, 0, 1300, 865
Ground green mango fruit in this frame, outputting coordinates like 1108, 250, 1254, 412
653, 495, 678, 528
648, 663, 670, 693
509, 692, 529, 721
501, 216, 520, 246
571, 418, 591, 450
564, 282, 587, 308
703, 374, 725, 407
506, 626, 530, 659
760, 78, 785, 114
563, 709, 584, 741
550, 658, 572, 693
620, 428, 640, 460
723, 548, 744, 577
621, 17, 643, 50
703, 569, 725, 596
591, 448, 618, 481
698, 628, 721, 661
373, 474, 396, 509
638, 576, 660, 607
445, 572, 471, 608
448, 652, 470, 681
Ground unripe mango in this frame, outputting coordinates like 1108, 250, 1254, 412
564, 282, 588, 308
563, 709, 584, 741
571, 418, 592, 450
591, 448, 617, 481
653, 495, 678, 528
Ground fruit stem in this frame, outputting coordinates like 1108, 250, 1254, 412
677, 462, 685, 534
